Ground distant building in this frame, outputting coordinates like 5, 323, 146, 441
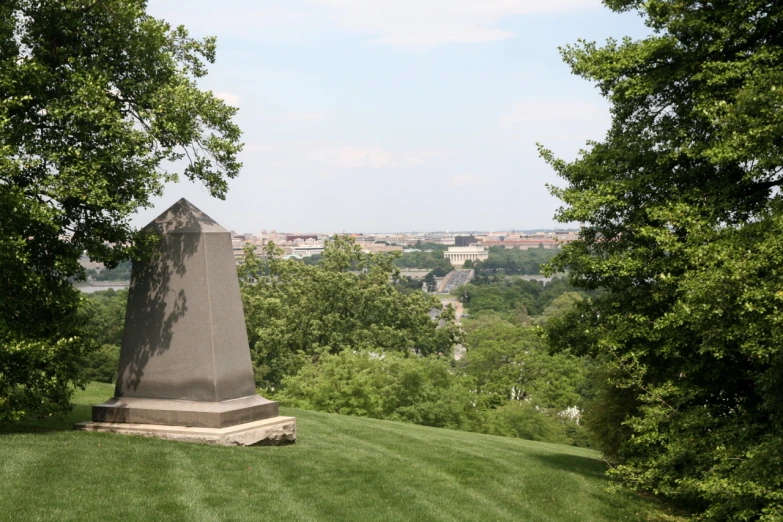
431, 234, 455, 245
286, 235, 319, 243
479, 240, 558, 250
479, 239, 562, 250
361, 243, 403, 254
291, 245, 325, 257
374, 234, 404, 245
444, 245, 489, 266
455, 235, 478, 247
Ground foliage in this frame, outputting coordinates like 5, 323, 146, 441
540, 1, 783, 519
459, 314, 587, 445
424, 271, 437, 292
394, 246, 453, 276
473, 246, 560, 275
0, 335, 87, 421
277, 350, 478, 430
0, 0, 241, 420
535, 291, 583, 325
239, 237, 463, 390
79, 289, 128, 383
480, 401, 572, 445
302, 254, 322, 266
461, 315, 586, 411
455, 275, 589, 320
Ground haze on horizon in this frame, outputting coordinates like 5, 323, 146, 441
132, 0, 651, 233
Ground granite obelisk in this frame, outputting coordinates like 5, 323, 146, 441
75, 199, 296, 445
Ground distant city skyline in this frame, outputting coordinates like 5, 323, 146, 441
131, 0, 651, 232
228, 227, 580, 235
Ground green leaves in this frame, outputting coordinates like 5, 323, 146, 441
240, 236, 463, 390
541, 1, 783, 518
277, 350, 478, 431
1, 0, 242, 420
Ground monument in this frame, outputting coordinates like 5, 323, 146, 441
75, 198, 296, 445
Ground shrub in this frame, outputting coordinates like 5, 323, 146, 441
277, 350, 478, 430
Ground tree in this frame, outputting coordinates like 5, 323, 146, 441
534, 292, 583, 325
1, 0, 241, 420
541, 1, 783, 519
424, 271, 437, 293
461, 315, 585, 412
239, 237, 463, 390
80, 289, 128, 383
394, 247, 453, 276
277, 350, 478, 430
475, 247, 559, 275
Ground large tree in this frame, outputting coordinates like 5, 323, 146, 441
542, 1, 783, 519
0, 0, 241, 420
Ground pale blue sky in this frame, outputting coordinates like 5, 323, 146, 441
134, 0, 651, 233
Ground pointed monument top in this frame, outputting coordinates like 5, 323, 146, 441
144, 198, 228, 235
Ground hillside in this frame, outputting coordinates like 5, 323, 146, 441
0, 383, 673, 521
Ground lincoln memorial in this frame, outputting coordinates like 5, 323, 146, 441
443, 245, 489, 266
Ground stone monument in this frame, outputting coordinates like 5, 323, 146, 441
74, 198, 296, 445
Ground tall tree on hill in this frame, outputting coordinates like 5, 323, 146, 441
541, 1, 783, 519
0, 0, 242, 421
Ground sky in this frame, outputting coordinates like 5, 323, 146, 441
133, 0, 652, 233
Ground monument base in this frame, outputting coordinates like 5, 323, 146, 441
91, 395, 279, 429
74, 416, 296, 446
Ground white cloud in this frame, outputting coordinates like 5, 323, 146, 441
148, 0, 600, 47
309, 0, 599, 47
451, 174, 483, 186
500, 100, 609, 130
272, 111, 330, 122
320, 145, 455, 168
272, 159, 294, 167
215, 91, 240, 107
495, 99, 611, 159
146, 2, 317, 41
246, 141, 453, 170
259, 173, 292, 188
325, 145, 393, 168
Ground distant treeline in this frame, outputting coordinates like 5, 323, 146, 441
472, 246, 559, 275
85, 260, 133, 281
392, 243, 452, 277
454, 275, 594, 319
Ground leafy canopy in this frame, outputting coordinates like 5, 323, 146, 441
0, 0, 241, 420
541, 1, 783, 519
239, 236, 463, 390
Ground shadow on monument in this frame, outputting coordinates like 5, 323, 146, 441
114, 206, 200, 394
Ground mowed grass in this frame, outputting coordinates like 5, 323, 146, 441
0, 383, 673, 522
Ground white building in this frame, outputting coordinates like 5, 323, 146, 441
291, 245, 325, 257
444, 245, 489, 266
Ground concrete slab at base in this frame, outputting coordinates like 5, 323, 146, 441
92, 395, 279, 429
74, 416, 296, 446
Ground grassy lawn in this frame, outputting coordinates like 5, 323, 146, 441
0, 383, 674, 522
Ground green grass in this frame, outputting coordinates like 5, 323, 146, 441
0, 383, 674, 522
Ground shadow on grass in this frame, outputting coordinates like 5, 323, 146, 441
0, 403, 93, 435
529, 452, 608, 480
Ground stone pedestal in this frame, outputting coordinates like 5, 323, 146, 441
76, 199, 295, 446
74, 416, 296, 446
